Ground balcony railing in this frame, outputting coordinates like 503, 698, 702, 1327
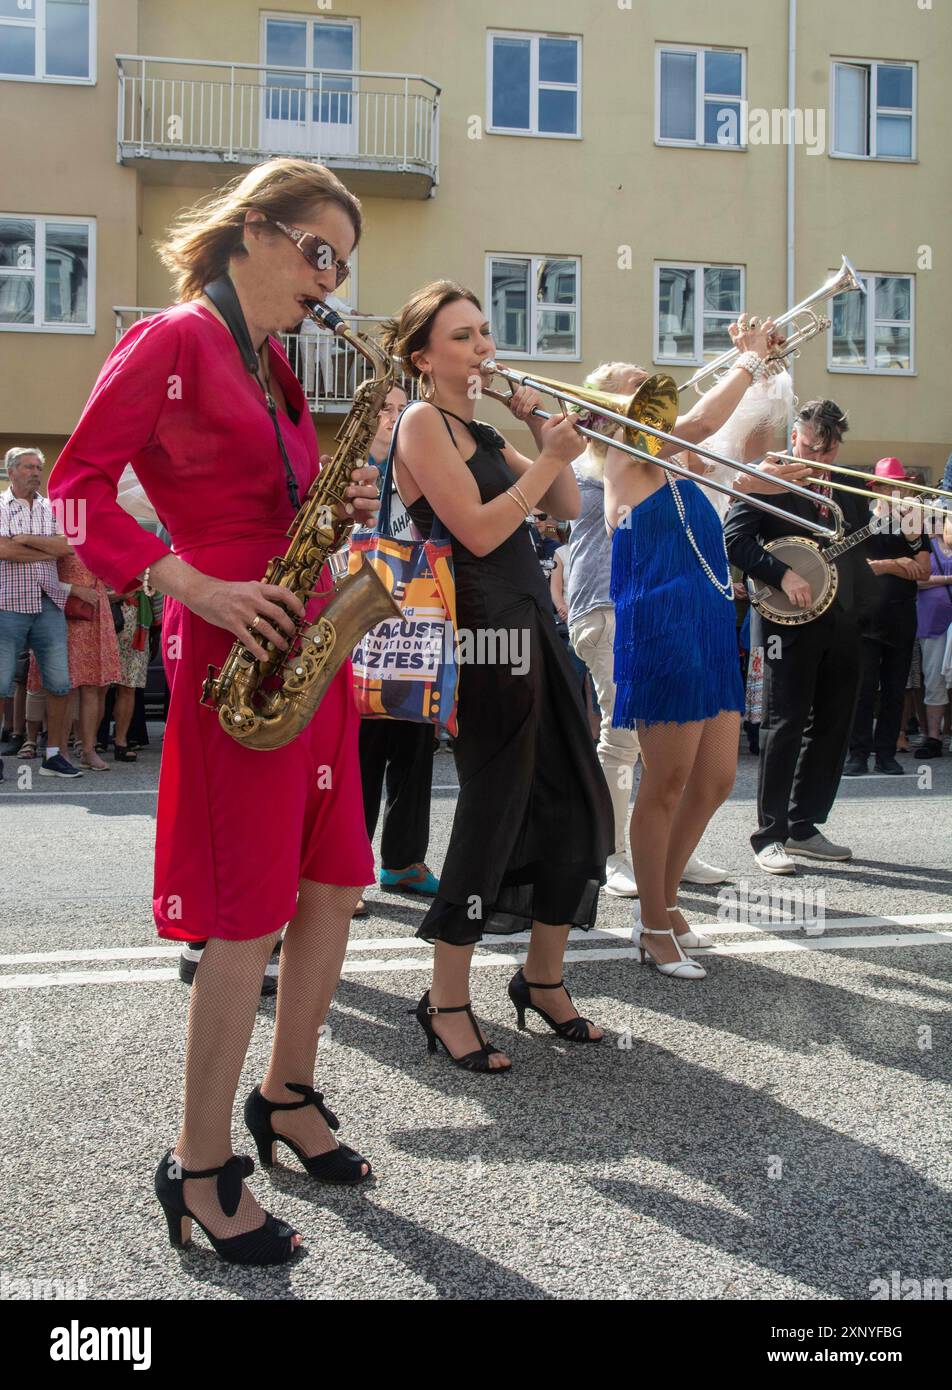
116, 55, 440, 196
114, 307, 415, 413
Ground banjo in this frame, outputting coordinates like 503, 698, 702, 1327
746, 521, 876, 626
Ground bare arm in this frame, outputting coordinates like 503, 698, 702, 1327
500, 439, 582, 520
659, 317, 781, 460
0, 537, 61, 562
663, 362, 759, 457
10, 534, 73, 557
869, 551, 932, 581
395, 403, 583, 557
497, 388, 582, 520
550, 553, 568, 620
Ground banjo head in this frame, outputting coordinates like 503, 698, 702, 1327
747, 537, 838, 625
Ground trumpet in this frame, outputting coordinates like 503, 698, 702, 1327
479, 362, 843, 539
679, 256, 866, 395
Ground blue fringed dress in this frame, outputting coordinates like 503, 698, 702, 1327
610, 477, 744, 728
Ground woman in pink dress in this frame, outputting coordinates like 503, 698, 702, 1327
50, 159, 380, 1265
62, 554, 120, 770
25, 553, 119, 768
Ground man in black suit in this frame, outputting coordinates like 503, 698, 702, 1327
724, 399, 874, 874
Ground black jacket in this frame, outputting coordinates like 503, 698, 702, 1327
724, 486, 877, 630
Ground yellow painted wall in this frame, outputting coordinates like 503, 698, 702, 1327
3, 0, 950, 479
0, 0, 140, 458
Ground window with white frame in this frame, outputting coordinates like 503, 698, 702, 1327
0, 0, 94, 83
0, 215, 95, 331
487, 31, 581, 137
655, 263, 743, 363
487, 255, 580, 358
832, 60, 915, 159
829, 271, 914, 373
656, 45, 745, 147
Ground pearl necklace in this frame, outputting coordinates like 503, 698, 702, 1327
666, 475, 734, 600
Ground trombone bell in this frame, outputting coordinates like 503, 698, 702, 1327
485, 365, 679, 458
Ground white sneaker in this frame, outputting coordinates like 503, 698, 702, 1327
754, 842, 796, 875
605, 853, 638, 897
681, 852, 728, 884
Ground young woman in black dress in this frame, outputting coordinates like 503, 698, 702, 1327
382, 282, 614, 1073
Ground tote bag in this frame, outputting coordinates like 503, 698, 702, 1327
348, 414, 460, 735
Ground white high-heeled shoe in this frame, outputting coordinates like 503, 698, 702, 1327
631, 904, 714, 950
635, 925, 707, 980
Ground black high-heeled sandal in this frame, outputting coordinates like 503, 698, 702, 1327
244, 1084, 372, 1184
153, 1148, 299, 1264
413, 991, 512, 1074
507, 968, 602, 1043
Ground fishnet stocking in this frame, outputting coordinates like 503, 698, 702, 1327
261, 881, 369, 1171
633, 710, 739, 964
175, 930, 280, 1239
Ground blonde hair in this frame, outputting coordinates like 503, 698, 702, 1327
157, 158, 362, 301
574, 361, 649, 476
379, 280, 482, 378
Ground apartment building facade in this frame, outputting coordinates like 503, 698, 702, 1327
1, 0, 949, 477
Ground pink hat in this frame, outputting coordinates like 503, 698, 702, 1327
874, 456, 907, 481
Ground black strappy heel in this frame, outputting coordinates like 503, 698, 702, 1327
244, 1084, 372, 1185
507, 968, 602, 1043
413, 991, 512, 1074
153, 1148, 299, 1264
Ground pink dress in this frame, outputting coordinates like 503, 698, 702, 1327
49, 302, 374, 942
27, 555, 121, 691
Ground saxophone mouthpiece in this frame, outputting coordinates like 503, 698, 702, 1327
303, 298, 346, 335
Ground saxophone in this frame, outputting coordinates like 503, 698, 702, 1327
202, 300, 402, 750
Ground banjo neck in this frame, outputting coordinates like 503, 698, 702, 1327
823, 522, 875, 562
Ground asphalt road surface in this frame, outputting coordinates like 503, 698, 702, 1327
1, 732, 950, 1302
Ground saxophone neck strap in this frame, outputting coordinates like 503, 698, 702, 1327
204, 273, 301, 511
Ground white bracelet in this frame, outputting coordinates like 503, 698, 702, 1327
734, 350, 766, 383
142, 566, 155, 597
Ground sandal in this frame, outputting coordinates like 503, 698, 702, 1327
413, 991, 512, 1074
154, 1149, 299, 1264
114, 744, 138, 762
244, 1084, 373, 1185
17, 739, 37, 759
508, 968, 603, 1042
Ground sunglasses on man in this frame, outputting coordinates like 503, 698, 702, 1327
268, 218, 351, 288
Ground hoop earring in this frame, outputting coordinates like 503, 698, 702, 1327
419, 372, 434, 401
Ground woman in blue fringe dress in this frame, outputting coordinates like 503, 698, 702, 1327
600, 314, 778, 979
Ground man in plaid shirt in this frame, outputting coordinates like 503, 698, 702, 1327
0, 447, 86, 778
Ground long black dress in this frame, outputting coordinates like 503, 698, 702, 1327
402, 408, 614, 946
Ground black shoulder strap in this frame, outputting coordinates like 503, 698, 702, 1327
204, 274, 258, 373
434, 407, 461, 445
204, 273, 301, 511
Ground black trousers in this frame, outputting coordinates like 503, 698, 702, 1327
753, 611, 863, 852
359, 718, 435, 870
849, 626, 916, 760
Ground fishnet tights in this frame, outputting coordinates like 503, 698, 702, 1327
173, 881, 364, 1240
262, 881, 367, 1171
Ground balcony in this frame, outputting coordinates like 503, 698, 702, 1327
114, 308, 415, 413
116, 55, 440, 198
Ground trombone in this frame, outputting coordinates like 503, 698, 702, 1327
479, 362, 843, 539
678, 256, 866, 395
769, 454, 952, 503
766, 456, 952, 522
